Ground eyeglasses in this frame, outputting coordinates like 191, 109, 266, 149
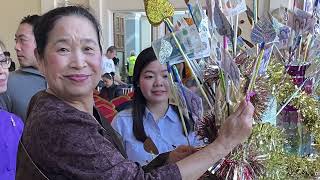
0, 55, 12, 69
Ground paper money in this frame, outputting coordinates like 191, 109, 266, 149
221, 0, 247, 16
251, 14, 277, 44
176, 83, 203, 123
152, 25, 209, 65
192, 1, 203, 28
220, 49, 241, 88
308, 36, 320, 60
258, 45, 274, 75
214, 0, 234, 40
206, 0, 216, 30
286, 8, 317, 33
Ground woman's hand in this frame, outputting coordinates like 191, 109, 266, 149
216, 100, 254, 151
167, 145, 197, 164
175, 100, 254, 180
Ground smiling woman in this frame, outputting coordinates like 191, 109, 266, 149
112, 47, 203, 166
17, 6, 254, 180
37, 15, 102, 113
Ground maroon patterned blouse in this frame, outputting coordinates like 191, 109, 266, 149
16, 91, 181, 180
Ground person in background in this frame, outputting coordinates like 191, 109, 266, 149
99, 72, 122, 101
112, 47, 203, 165
0, 40, 24, 180
3, 51, 15, 72
0, 15, 47, 121
185, 78, 198, 93
127, 50, 136, 84
101, 46, 125, 85
18, 6, 254, 180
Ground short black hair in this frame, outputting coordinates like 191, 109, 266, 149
3, 51, 10, 57
34, 6, 102, 58
20, 15, 40, 27
102, 73, 113, 80
107, 46, 116, 53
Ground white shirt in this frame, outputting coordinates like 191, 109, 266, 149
112, 106, 203, 165
101, 56, 115, 74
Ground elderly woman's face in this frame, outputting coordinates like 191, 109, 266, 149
40, 16, 101, 99
0, 46, 9, 93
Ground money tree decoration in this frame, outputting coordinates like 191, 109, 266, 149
143, 0, 320, 179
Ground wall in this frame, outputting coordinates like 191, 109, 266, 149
0, 0, 41, 64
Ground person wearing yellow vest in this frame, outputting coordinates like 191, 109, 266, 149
127, 50, 137, 84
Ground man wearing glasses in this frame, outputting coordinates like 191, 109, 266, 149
0, 15, 47, 121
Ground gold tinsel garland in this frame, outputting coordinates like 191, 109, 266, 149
241, 76, 271, 121
219, 123, 320, 179
252, 123, 320, 179
268, 61, 320, 144
249, 123, 288, 179
261, 60, 320, 178
211, 123, 285, 179
196, 60, 320, 179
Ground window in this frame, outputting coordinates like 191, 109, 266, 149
113, 14, 125, 51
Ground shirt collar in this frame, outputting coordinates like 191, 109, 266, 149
19, 67, 44, 77
144, 105, 177, 123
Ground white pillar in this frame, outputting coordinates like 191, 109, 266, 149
152, 23, 166, 41
88, 0, 113, 52
100, 1, 114, 52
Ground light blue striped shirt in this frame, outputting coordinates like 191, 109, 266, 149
111, 105, 202, 165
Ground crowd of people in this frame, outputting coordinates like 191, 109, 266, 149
0, 6, 254, 180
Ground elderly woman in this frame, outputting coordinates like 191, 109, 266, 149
0, 40, 24, 180
17, 6, 254, 180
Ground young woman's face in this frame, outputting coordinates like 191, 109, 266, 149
0, 47, 10, 93
139, 60, 170, 105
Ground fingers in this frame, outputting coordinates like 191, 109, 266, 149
232, 100, 247, 117
239, 101, 254, 135
239, 101, 254, 119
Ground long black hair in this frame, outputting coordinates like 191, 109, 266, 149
132, 47, 193, 143
132, 47, 156, 143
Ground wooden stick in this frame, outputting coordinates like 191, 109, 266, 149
253, 0, 258, 23
304, 34, 312, 61
247, 46, 265, 93
164, 18, 213, 108
275, 78, 308, 117
167, 63, 191, 146
298, 36, 303, 62
234, 15, 239, 57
